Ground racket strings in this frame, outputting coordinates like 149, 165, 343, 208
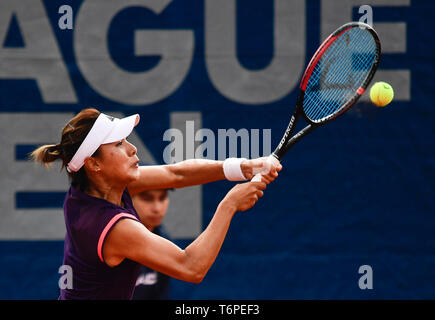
316, 34, 374, 106
303, 27, 377, 121
307, 31, 374, 119
305, 31, 375, 120
305, 48, 372, 120
306, 30, 374, 117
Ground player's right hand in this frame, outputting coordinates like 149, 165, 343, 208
223, 181, 267, 212
240, 157, 282, 183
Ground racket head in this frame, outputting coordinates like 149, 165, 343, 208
298, 22, 381, 124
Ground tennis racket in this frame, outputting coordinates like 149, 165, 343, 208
252, 22, 381, 181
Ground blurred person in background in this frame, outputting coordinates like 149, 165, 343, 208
132, 169, 172, 299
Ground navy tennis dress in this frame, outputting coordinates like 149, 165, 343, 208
59, 185, 142, 300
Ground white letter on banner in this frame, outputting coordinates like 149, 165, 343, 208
75, 0, 194, 105
0, 113, 72, 240
321, 0, 411, 101
205, 0, 305, 104
0, 0, 77, 103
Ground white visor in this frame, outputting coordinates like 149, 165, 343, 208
67, 113, 140, 173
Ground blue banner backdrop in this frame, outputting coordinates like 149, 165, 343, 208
0, 0, 434, 299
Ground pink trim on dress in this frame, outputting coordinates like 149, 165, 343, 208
97, 213, 138, 263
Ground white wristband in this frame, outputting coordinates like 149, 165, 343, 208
223, 158, 248, 181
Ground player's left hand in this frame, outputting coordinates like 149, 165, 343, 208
241, 157, 282, 184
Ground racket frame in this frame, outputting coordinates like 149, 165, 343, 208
272, 22, 381, 162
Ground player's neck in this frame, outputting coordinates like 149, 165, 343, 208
85, 182, 126, 207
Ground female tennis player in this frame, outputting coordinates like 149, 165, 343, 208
31, 108, 281, 300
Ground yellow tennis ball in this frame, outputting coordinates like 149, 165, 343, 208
369, 82, 394, 107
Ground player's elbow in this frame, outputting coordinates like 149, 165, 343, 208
179, 252, 207, 284
181, 264, 206, 284
191, 271, 205, 284
176, 268, 205, 284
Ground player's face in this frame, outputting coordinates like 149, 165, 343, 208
132, 190, 169, 231
96, 138, 140, 185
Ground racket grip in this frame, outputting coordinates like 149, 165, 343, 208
251, 174, 263, 182
251, 155, 280, 182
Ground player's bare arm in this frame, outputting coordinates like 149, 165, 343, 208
105, 181, 267, 283
127, 158, 281, 195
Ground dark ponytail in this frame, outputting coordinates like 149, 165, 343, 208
31, 143, 63, 167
